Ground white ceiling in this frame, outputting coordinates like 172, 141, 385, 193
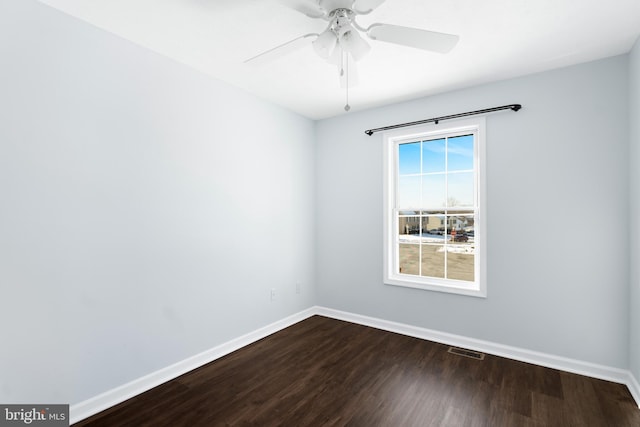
38, 0, 640, 120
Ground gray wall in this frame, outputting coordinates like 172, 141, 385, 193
630, 37, 640, 381
316, 56, 630, 369
0, 1, 316, 404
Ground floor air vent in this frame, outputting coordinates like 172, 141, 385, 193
447, 346, 485, 360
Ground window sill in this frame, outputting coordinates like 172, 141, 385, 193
384, 275, 486, 298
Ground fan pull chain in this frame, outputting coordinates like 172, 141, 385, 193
344, 51, 350, 112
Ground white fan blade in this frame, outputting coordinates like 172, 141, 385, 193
279, 0, 325, 18
353, 0, 386, 14
367, 24, 459, 53
245, 34, 318, 65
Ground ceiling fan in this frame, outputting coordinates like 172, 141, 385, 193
245, 0, 459, 111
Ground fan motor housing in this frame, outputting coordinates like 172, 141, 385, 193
330, 9, 354, 34
320, 0, 355, 14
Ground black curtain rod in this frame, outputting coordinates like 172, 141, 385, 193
364, 104, 522, 136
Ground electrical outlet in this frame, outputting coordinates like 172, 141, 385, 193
270, 288, 276, 302
295, 282, 301, 294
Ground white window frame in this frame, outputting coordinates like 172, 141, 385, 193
383, 117, 487, 298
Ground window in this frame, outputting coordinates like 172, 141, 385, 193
383, 118, 486, 297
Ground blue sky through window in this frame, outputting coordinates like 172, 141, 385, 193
398, 134, 474, 209
422, 138, 445, 173
448, 135, 474, 171
398, 143, 420, 175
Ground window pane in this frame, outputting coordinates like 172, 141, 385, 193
464, 222, 475, 241
447, 135, 474, 171
398, 216, 420, 236
421, 244, 445, 278
399, 142, 421, 175
447, 213, 475, 282
447, 245, 475, 282
421, 213, 446, 242
422, 138, 445, 173
398, 176, 421, 208
449, 212, 475, 234
399, 244, 419, 275
447, 172, 474, 207
422, 174, 446, 208
447, 214, 474, 239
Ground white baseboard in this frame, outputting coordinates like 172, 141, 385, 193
627, 372, 640, 408
315, 306, 639, 407
71, 305, 639, 424
70, 307, 316, 424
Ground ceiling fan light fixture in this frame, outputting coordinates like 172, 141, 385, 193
313, 28, 338, 59
340, 27, 371, 61
328, 43, 344, 67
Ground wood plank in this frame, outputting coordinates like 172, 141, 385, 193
75, 316, 639, 426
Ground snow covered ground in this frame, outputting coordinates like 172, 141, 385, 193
398, 233, 475, 254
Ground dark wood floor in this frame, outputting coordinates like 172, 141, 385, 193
75, 316, 640, 426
